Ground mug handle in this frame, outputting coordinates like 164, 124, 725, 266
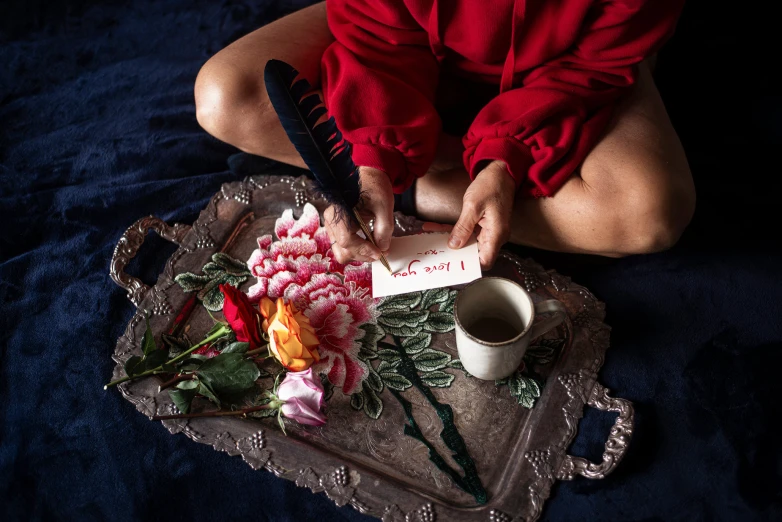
529, 300, 567, 339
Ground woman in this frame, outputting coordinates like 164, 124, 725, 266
195, 0, 695, 269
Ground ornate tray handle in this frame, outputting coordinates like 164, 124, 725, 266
110, 216, 190, 307
557, 382, 634, 480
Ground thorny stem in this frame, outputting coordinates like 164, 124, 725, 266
104, 324, 232, 389
157, 373, 195, 392
151, 403, 277, 421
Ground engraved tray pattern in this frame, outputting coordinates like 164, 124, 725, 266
108, 175, 632, 522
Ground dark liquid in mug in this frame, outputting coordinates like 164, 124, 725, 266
466, 317, 520, 343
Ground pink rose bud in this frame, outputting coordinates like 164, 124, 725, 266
277, 368, 326, 426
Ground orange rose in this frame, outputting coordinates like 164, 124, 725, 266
259, 297, 320, 371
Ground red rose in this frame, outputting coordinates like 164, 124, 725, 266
220, 284, 263, 348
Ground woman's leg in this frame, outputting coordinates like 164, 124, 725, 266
195, 5, 694, 257
194, 2, 332, 167
416, 62, 696, 256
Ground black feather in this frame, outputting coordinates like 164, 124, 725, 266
264, 59, 362, 221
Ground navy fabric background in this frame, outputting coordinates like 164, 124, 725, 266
2, 1, 781, 520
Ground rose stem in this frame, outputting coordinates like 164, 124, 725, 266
158, 373, 195, 392
104, 324, 231, 389
151, 403, 272, 421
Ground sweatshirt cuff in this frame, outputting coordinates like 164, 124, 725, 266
351, 143, 411, 194
467, 138, 534, 190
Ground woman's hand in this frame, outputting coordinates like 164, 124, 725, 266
448, 161, 515, 270
324, 166, 395, 264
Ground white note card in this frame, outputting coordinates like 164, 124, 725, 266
371, 233, 482, 298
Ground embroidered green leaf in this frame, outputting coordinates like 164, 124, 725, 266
362, 382, 383, 419
422, 311, 455, 333
376, 349, 402, 363
401, 333, 431, 355
377, 359, 401, 373
221, 341, 250, 354
366, 367, 384, 393
447, 359, 466, 372
320, 374, 334, 402
411, 348, 451, 372
124, 355, 144, 377
199, 279, 225, 312
174, 272, 210, 293
421, 370, 455, 388
500, 371, 542, 408
378, 323, 424, 338
142, 316, 157, 356
212, 252, 252, 276
357, 323, 385, 359
380, 371, 413, 391
420, 288, 450, 310
378, 309, 429, 329
350, 391, 364, 411
196, 353, 261, 396
377, 292, 422, 312
440, 290, 458, 314
201, 262, 222, 276
169, 386, 198, 415
524, 338, 565, 366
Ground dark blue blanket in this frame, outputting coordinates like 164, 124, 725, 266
2, 1, 780, 520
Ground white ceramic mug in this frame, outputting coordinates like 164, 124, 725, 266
453, 277, 567, 380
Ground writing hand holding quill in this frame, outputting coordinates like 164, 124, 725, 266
263, 59, 393, 273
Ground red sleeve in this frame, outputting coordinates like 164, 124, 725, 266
462, 0, 685, 197
321, 0, 441, 194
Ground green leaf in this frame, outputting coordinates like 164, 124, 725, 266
506, 372, 542, 408
377, 359, 401, 373
440, 291, 458, 314
124, 355, 144, 377
524, 338, 565, 366
377, 309, 429, 329
143, 349, 169, 370
221, 341, 250, 354
420, 288, 450, 310
366, 367, 384, 393
199, 279, 225, 312
422, 311, 455, 333
379, 371, 412, 391
350, 392, 364, 411
196, 353, 261, 395
420, 370, 455, 388
142, 316, 156, 356
212, 252, 251, 276
197, 381, 220, 407
358, 323, 385, 356
361, 384, 383, 419
174, 272, 210, 293
377, 292, 422, 312
377, 323, 424, 338
168, 387, 197, 414
201, 262, 223, 276
320, 373, 334, 402
376, 349, 402, 363
401, 333, 431, 354
411, 348, 451, 372
447, 359, 466, 372
176, 379, 199, 390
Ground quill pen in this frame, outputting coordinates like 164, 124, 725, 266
263, 59, 391, 273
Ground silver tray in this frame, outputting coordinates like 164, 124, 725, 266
108, 175, 633, 521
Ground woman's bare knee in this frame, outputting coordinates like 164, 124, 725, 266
194, 58, 273, 150
613, 164, 696, 255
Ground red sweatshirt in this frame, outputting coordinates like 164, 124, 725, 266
321, 0, 684, 197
